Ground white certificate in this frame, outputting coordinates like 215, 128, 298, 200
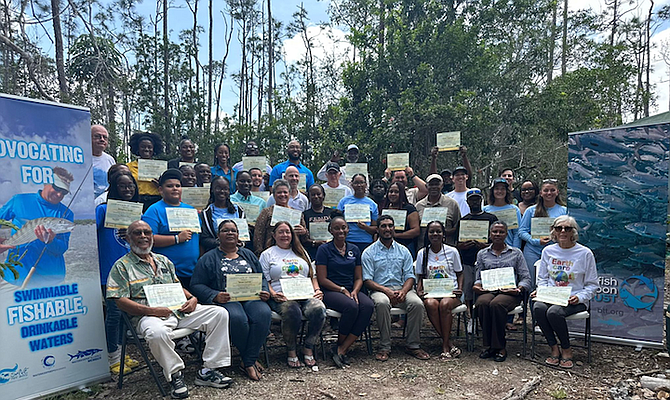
420, 207, 449, 227
181, 187, 210, 210
309, 221, 332, 241
345, 163, 368, 178
232, 218, 251, 241
382, 209, 407, 231
436, 131, 460, 152
280, 277, 315, 300
481, 267, 517, 291
233, 202, 261, 223
179, 162, 196, 168
166, 207, 201, 232
491, 208, 519, 229
254, 191, 271, 202
242, 156, 267, 172
323, 187, 346, 207
458, 220, 489, 242
387, 153, 410, 171
143, 283, 186, 311
270, 205, 302, 227
344, 204, 371, 222
423, 278, 455, 298
138, 159, 168, 181
298, 173, 307, 192
531, 217, 555, 239
226, 273, 262, 302
536, 286, 572, 307
104, 199, 144, 229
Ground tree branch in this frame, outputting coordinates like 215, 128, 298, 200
0, 32, 55, 101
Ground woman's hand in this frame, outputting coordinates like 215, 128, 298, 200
259, 290, 270, 302
356, 221, 367, 229
472, 284, 486, 295
177, 230, 193, 243
214, 292, 230, 304
530, 290, 537, 298
568, 295, 579, 305
350, 290, 359, 304
314, 288, 324, 301
452, 288, 463, 297
272, 292, 287, 302
540, 237, 551, 246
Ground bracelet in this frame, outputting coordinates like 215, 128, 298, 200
175, 235, 180, 244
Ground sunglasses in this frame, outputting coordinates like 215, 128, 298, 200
542, 178, 558, 184
552, 226, 573, 232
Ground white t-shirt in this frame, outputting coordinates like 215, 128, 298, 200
92, 152, 116, 197
266, 191, 309, 212
321, 182, 353, 198
447, 189, 470, 217
538, 243, 599, 303
259, 245, 313, 293
415, 244, 463, 289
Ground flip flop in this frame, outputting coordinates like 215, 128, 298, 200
439, 352, 453, 361
287, 356, 303, 368
545, 355, 560, 366
449, 346, 462, 358
375, 350, 390, 362
240, 365, 261, 381
559, 357, 573, 369
303, 354, 317, 367
254, 360, 265, 373
405, 348, 430, 360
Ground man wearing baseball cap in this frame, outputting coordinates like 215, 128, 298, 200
446, 166, 472, 217
317, 144, 362, 186
321, 162, 353, 198
415, 173, 461, 246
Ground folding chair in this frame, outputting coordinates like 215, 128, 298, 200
319, 309, 374, 359
468, 293, 528, 356
262, 311, 324, 365
530, 301, 592, 363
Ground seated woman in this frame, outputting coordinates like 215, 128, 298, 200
200, 176, 245, 254
260, 221, 326, 368
473, 221, 530, 362
532, 215, 598, 369
315, 214, 374, 368
190, 220, 271, 381
416, 220, 463, 360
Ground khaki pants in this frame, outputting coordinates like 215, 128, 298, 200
370, 289, 425, 351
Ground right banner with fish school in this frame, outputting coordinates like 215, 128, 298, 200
568, 121, 668, 347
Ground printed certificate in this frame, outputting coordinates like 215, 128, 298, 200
242, 156, 267, 172
536, 286, 572, 307
166, 207, 201, 232
144, 283, 187, 311
387, 153, 410, 171
104, 199, 143, 229
458, 220, 489, 242
254, 191, 271, 202
232, 218, 251, 241
531, 217, 555, 239
420, 207, 448, 227
382, 209, 407, 230
491, 208, 519, 229
309, 221, 332, 241
346, 163, 368, 178
138, 159, 167, 181
436, 131, 460, 152
234, 202, 261, 223
226, 273, 262, 302
344, 204, 371, 222
423, 278, 455, 298
270, 205, 302, 227
481, 267, 516, 291
323, 187, 346, 207
280, 277, 315, 300
299, 173, 307, 192
181, 187, 210, 210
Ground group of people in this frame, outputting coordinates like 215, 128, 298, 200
92, 127, 599, 399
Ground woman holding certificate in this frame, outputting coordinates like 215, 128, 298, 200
415, 221, 463, 360
260, 222, 326, 368
254, 179, 307, 255
210, 143, 236, 193
531, 216, 597, 369
126, 132, 164, 211
191, 220, 272, 381
200, 177, 246, 253
316, 215, 374, 368
381, 182, 421, 257
483, 178, 521, 248
518, 180, 539, 215
336, 174, 378, 252
302, 184, 335, 261
518, 179, 566, 287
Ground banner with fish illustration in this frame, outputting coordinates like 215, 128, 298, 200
568, 122, 668, 347
0, 94, 108, 399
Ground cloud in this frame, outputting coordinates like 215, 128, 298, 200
282, 25, 353, 68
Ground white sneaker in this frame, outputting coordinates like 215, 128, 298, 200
108, 348, 121, 367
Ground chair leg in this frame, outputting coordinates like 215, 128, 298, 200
531, 315, 536, 360
586, 316, 592, 364
320, 330, 326, 361
120, 314, 167, 397
365, 326, 373, 355
263, 340, 270, 367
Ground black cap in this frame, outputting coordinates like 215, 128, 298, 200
453, 166, 468, 175
325, 161, 341, 172
491, 177, 509, 189
159, 168, 183, 186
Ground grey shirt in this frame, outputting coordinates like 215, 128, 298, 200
474, 244, 531, 292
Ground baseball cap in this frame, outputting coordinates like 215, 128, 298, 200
325, 161, 341, 172
453, 166, 468, 175
347, 144, 359, 152
426, 174, 443, 184
490, 177, 509, 189
466, 188, 483, 199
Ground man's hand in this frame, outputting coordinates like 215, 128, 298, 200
405, 166, 415, 178
430, 146, 439, 158
152, 307, 173, 319
293, 225, 307, 236
177, 230, 193, 243
540, 237, 551, 246
458, 145, 468, 156
214, 292, 230, 304
396, 290, 407, 304
330, 150, 342, 162
34, 225, 56, 244
568, 295, 579, 305
383, 287, 395, 302
179, 297, 198, 313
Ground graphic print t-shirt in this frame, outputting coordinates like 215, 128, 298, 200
259, 245, 313, 293
415, 244, 463, 289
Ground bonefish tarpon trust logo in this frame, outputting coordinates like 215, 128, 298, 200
42, 355, 56, 369
0, 364, 29, 385
68, 348, 103, 364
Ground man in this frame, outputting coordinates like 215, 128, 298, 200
321, 162, 353, 198
362, 215, 429, 362
0, 167, 74, 289
232, 141, 272, 174
269, 140, 314, 188
415, 174, 460, 246
447, 166, 471, 217
249, 168, 268, 193
266, 165, 309, 211
440, 170, 453, 194
316, 144, 361, 185
142, 169, 200, 289
106, 220, 232, 399
500, 168, 521, 204
194, 163, 212, 187
168, 138, 197, 169
92, 125, 116, 197
390, 168, 427, 205
230, 171, 267, 251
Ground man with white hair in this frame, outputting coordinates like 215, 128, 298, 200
92, 125, 116, 197
106, 220, 233, 399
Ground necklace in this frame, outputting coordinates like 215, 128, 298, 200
334, 241, 346, 255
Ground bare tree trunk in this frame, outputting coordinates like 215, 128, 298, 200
548, 0, 557, 83
610, 0, 618, 47
215, 12, 234, 133
51, 0, 69, 101
207, 0, 213, 134
645, 0, 653, 117
561, 0, 568, 75
162, 0, 170, 140
267, 0, 273, 118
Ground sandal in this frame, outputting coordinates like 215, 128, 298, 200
287, 356, 304, 368
303, 353, 317, 367
240, 365, 261, 381
449, 346, 462, 358
559, 357, 573, 369
405, 348, 430, 360
254, 360, 265, 373
375, 350, 390, 362
545, 355, 560, 366
506, 323, 517, 331
439, 352, 453, 361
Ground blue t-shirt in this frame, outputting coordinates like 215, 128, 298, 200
483, 204, 521, 248
211, 204, 242, 224
210, 165, 237, 193
96, 203, 131, 285
315, 241, 361, 290
337, 195, 379, 244
142, 200, 201, 278
269, 160, 315, 188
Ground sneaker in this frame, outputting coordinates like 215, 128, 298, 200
124, 355, 140, 369
108, 348, 121, 367
170, 371, 189, 399
194, 369, 232, 389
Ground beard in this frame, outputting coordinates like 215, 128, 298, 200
131, 239, 153, 255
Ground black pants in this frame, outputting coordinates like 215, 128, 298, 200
322, 290, 374, 337
533, 301, 586, 349
475, 293, 521, 350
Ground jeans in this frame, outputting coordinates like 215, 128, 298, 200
102, 286, 123, 354
221, 300, 272, 367
268, 298, 326, 352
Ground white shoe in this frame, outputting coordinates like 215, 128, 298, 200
108, 348, 121, 367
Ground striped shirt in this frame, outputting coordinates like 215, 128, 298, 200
474, 244, 531, 292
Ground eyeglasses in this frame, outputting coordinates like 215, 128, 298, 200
131, 229, 153, 236
520, 187, 535, 192
552, 226, 573, 232
118, 184, 136, 190
542, 178, 558, 184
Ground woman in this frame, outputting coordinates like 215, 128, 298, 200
201, 176, 245, 254
260, 222, 326, 367
302, 184, 334, 260
195, 163, 212, 187
416, 221, 463, 360
190, 220, 272, 380
126, 132, 164, 211
370, 179, 388, 210
381, 182, 420, 256
211, 144, 236, 193
484, 178, 522, 248
179, 164, 198, 188
316, 215, 374, 368
337, 174, 378, 252
518, 180, 539, 216
531, 216, 598, 369
253, 179, 307, 255
95, 171, 141, 373
518, 179, 566, 287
